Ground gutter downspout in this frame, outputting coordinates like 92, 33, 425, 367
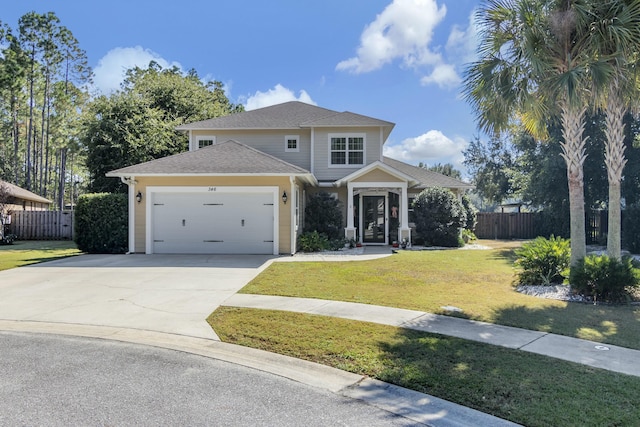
119, 176, 137, 254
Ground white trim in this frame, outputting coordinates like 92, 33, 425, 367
145, 186, 279, 255
128, 183, 136, 253
195, 135, 216, 150
285, 135, 300, 152
188, 130, 193, 151
328, 133, 366, 168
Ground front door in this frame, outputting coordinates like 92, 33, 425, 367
362, 195, 386, 244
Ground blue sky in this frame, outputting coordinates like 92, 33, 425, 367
4, 0, 481, 174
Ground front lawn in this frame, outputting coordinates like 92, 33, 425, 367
0, 240, 81, 271
240, 241, 640, 350
209, 307, 640, 427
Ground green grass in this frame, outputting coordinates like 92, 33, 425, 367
209, 307, 640, 427
239, 243, 640, 349
0, 240, 82, 271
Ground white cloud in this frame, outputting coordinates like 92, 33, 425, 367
92, 46, 182, 94
336, 3, 481, 89
383, 130, 467, 170
445, 10, 479, 65
419, 63, 460, 88
244, 84, 316, 111
336, 0, 447, 74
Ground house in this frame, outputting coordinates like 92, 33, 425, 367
106, 101, 473, 255
0, 179, 53, 213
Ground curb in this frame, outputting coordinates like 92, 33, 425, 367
0, 320, 519, 427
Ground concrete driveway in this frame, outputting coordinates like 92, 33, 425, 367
0, 254, 275, 340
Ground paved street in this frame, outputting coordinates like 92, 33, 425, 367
0, 331, 416, 426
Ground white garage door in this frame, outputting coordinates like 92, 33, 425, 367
151, 191, 275, 254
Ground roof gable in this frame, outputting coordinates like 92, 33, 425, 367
382, 157, 474, 190
106, 140, 314, 179
334, 161, 418, 187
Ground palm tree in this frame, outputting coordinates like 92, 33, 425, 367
464, 0, 609, 266
588, 0, 640, 259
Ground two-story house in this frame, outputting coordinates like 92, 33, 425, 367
107, 101, 472, 255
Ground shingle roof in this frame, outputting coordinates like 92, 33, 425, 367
176, 101, 394, 130
106, 140, 314, 177
382, 157, 474, 190
0, 180, 52, 204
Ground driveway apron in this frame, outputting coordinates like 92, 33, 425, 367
0, 254, 274, 340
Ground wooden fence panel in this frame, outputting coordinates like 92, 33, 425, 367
8, 211, 74, 240
476, 212, 540, 240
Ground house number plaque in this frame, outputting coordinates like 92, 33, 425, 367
208, 187, 216, 192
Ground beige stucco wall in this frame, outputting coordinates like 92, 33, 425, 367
132, 176, 297, 254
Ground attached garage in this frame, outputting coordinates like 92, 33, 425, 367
147, 187, 277, 255
106, 140, 316, 255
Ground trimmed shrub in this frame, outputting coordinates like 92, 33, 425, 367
75, 193, 128, 254
514, 236, 570, 285
570, 255, 639, 303
304, 192, 344, 240
412, 187, 466, 247
298, 231, 330, 252
461, 193, 478, 232
622, 203, 640, 254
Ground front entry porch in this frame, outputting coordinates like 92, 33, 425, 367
336, 161, 416, 246
345, 188, 411, 246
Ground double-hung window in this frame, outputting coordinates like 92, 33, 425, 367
329, 133, 365, 166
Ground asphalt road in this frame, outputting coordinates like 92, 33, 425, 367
0, 332, 417, 426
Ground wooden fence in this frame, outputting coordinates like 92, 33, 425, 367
475, 212, 540, 240
7, 211, 74, 240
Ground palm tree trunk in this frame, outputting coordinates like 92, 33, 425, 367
559, 103, 587, 266
604, 81, 627, 259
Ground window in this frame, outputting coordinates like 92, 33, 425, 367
196, 135, 216, 149
285, 135, 299, 152
329, 134, 364, 166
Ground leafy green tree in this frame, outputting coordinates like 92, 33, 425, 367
418, 162, 462, 180
463, 135, 520, 205
82, 63, 243, 193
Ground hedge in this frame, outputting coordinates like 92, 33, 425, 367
75, 193, 128, 254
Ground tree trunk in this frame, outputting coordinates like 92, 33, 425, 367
560, 104, 587, 266
25, 44, 36, 190
604, 82, 627, 259
11, 93, 19, 184
58, 148, 66, 211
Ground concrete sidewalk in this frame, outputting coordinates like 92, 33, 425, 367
222, 294, 640, 378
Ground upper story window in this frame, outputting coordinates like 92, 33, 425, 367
329, 133, 365, 167
196, 135, 216, 149
285, 135, 299, 152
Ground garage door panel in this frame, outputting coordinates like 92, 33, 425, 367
151, 191, 275, 254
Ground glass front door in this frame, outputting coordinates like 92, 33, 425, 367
362, 196, 386, 244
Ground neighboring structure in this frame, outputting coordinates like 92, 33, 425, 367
0, 180, 53, 213
107, 101, 473, 255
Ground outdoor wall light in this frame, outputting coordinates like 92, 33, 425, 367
136, 191, 143, 203
282, 191, 288, 204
